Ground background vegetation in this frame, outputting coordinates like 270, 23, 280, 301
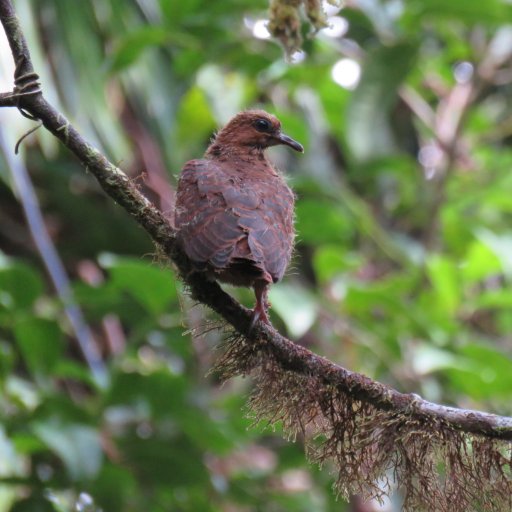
1, 0, 512, 510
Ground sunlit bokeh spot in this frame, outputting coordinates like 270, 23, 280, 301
418, 143, 443, 179
453, 61, 474, 84
331, 58, 361, 89
253, 19, 271, 39
321, 16, 349, 38
76, 492, 95, 512
290, 50, 307, 64
323, 0, 343, 16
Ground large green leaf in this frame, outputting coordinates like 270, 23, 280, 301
14, 318, 64, 376
404, 0, 512, 25
446, 344, 512, 399
33, 420, 103, 480
99, 255, 177, 315
0, 261, 43, 311
426, 254, 460, 316
312, 245, 361, 284
295, 199, 353, 245
109, 26, 198, 72
10, 495, 58, 512
269, 283, 317, 338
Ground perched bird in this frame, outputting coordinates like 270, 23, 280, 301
175, 110, 303, 326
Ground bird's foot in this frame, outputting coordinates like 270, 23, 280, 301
249, 303, 270, 330
250, 279, 271, 331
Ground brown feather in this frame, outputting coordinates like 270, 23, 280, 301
175, 110, 302, 325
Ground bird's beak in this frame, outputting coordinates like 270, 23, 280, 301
276, 132, 304, 153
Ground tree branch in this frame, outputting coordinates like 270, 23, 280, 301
1, 1, 511, 508
0, 91, 17, 107
0, 0, 510, 441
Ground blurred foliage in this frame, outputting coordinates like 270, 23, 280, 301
1, 0, 512, 510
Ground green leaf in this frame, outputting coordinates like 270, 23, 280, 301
446, 344, 512, 399
12, 433, 46, 455
108, 26, 197, 72
53, 359, 96, 385
178, 407, 234, 454
313, 245, 361, 283
196, 64, 253, 122
404, 0, 512, 25
176, 85, 216, 160
4, 376, 40, 411
0, 341, 16, 378
10, 495, 58, 512
269, 283, 317, 338
14, 318, 64, 375
346, 42, 417, 162
159, 0, 204, 25
106, 369, 187, 415
411, 345, 458, 375
461, 239, 502, 283
295, 199, 353, 245
0, 426, 25, 475
91, 464, 137, 512
476, 229, 512, 278
33, 420, 103, 480
121, 434, 209, 487
426, 254, 460, 315
475, 290, 512, 309
99, 255, 176, 315
0, 261, 43, 310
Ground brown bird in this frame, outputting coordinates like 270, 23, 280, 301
175, 110, 303, 326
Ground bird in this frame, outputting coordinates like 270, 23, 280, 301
174, 109, 303, 327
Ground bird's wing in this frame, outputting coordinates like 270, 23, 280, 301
175, 159, 252, 269
175, 159, 294, 281
237, 182, 295, 282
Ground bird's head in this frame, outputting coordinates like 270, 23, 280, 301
207, 110, 304, 155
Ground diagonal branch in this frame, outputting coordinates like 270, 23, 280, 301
1, 2, 512, 509
4, 0, 512, 512
0, 0, 511, 442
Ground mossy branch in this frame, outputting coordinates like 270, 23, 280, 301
1, 1, 511, 510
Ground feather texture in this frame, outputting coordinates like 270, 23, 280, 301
174, 110, 302, 325
175, 158, 295, 286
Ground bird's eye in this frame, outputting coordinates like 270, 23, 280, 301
254, 118, 272, 132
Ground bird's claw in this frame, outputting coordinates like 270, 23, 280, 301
249, 304, 270, 331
